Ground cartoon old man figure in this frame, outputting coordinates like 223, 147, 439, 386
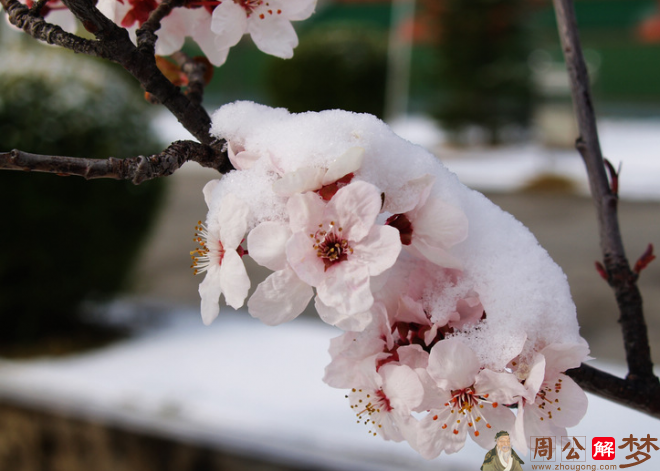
481, 431, 525, 471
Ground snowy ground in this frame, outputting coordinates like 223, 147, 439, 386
0, 305, 658, 470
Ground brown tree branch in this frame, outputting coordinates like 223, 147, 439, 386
0, 141, 234, 184
1, 0, 105, 56
136, 0, 185, 54
171, 51, 210, 105
552, 0, 659, 406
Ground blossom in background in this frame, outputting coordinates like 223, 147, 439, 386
211, 0, 317, 59
191, 187, 250, 325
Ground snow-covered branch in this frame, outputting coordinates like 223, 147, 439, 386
0, 141, 233, 184
553, 0, 659, 397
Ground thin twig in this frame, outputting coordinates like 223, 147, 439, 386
0, 141, 233, 185
136, 0, 185, 54
552, 0, 659, 399
171, 51, 209, 105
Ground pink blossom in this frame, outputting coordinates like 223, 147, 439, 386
386, 175, 468, 270
210, 0, 316, 59
413, 338, 525, 458
511, 344, 589, 453
345, 363, 423, 442
285, 181, 401, 323
191, 188, 250, 325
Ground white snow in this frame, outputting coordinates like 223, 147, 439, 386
0, 307, 656, 470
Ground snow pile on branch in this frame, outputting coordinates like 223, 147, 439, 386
194, 101, 589, 459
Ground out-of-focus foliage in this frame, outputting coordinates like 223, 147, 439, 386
0, 40, 165, 346
432, 0, 534, 145
265, 23, 388, 118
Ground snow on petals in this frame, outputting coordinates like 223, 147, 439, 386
206, 101, 589, 461
191, 190, 250, 325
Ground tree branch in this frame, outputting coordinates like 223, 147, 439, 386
552, 0, 659, 399
136, 0, 185, 54
0, 141, 234, 184
1, 0, 105, 56
171, 51, 210, 105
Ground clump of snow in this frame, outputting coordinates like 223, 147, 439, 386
202, 101, 589, 459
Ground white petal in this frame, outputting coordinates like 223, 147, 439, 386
327, 181, 382, 242
247, 267, 313, 325
199, 265, 222, 325
247, 221, 290, 271
410, 238, 464, 270
471, 403, 516, 450
427, 338, 480, 391
218, 250, 250, 309
475, 369, 526, 405
248, 15, 298, 59
217, 193, 249, 248
211, 1, 248, 50
286, 0, 317, 21
272, 166, 325, 196
202, 179, 221, 209
381, 364, 424, 412
352, 225, 401, 276
322, 147, 364, 185
384, 173, 434, 214
539, 374, 588, 428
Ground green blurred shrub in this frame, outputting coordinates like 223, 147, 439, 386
265, 23, 388, 118
433, 0, 534, 145
0, 44, 165, 344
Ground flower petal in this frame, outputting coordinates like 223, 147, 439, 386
286, 231, 326, 286
287, 191, 325, 234
247, 267, 313, 325
352, 225, 401, 276
322, 147, 364, 185
272, 166, 325, 196
327, 181, 382, 242
211, 1, 248, 50
199, 265, 222, 326
219, 249, 250, 309
427, 338, 480, 391
248, 15, 298, 59
316, 263, 374, 317
248, 221, 290, 271
217, 193, 249, 248
314, 296, 372, 331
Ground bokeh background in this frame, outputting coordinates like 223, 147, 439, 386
1, 0, 659, 469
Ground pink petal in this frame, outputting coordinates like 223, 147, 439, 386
326, 181, 382, 242
352, 225, 402, 276
413, 197, 468, 251
316, 264, 374, 317
286, 232, 326, 286
202, 179, 220, 209
314, 296, 372, 331
286, 0, 317, 21
381, 364, 424, 412
247, 221, 290, 271
247, 267, 313, 325
287, 191, 325, 234
427, 338, 480, 391
474, 369, 526, 405
218, 249, 250, 309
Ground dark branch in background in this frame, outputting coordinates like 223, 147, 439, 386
0, 141, 233, 184
553, 0, 660, 415
171, 51, 210, 105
